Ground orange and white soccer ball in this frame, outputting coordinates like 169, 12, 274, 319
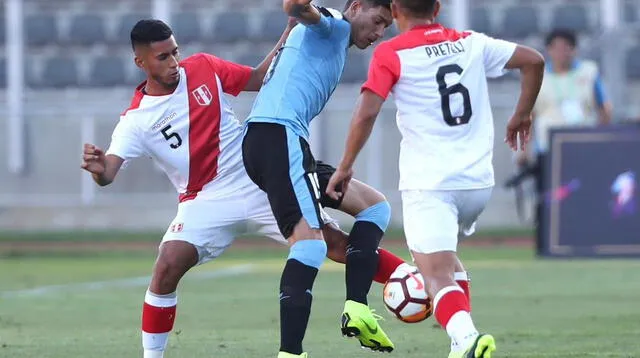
382, 264, 432, 323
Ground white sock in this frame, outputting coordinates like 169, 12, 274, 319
450, 340, 461, 353
454, 271, 468, 281
446, 311, 479, 350
142, 290, 177, 358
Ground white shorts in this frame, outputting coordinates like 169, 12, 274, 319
162, 183, 338, 265
401, 188, 493, 254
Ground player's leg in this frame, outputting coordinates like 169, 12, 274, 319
319, 205, 404, 285
454, 187, 493, 307
243, 123, 327, 357
333, 178, 390, 304
402, 189, 495, 358
315, 162, 398, 352
142, 199, 238, 358
143, 241, 197, 358
316, 161, 405, 284
247, 174, 399, 281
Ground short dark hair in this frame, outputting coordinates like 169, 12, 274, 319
130, 19, 173, 50
344, 0, 391, 11
393, 0, 437, 16
545, 28, 577, 48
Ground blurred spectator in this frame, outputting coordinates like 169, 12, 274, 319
511, 29, 613, 242
527, 28, 612, 161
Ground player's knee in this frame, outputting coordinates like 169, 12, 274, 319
153, 259, 186, 285
288, 239, 327, 269
355, 200, 391, 232
151, 262, 181, 294
152, 246, 197, 292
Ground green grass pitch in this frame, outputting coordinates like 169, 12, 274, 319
1, 240, 639, 357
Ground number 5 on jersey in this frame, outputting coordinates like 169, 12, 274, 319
161, 124, 182, 149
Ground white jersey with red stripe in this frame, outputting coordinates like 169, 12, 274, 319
362, 24, 517, 190
106, 53, 253, 201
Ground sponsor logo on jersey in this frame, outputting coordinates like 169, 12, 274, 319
151, 112, 177, 131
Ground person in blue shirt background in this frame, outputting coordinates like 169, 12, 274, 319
242, 1, 393, 357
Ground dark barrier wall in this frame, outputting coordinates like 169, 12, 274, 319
539, 125, 640, 257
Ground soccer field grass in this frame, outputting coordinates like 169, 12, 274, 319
1, 245, 639, 357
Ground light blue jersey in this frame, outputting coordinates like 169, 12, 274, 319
247, 7, 352, 140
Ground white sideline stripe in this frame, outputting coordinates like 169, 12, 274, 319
1, 264, 254, 298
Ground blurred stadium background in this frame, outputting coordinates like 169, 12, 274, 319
0, 0, 639, 231
2, 1, 640, 357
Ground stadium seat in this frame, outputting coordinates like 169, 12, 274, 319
0, 58, 5, 88
212, 11, 249, 43
624, 2, 638, 23
257, 10, 289, 42
114, 13, 150, 44
172, 12, 202, 44
0, 16, 5, 45
89, 56, 127, 87
236, 52, 264, 67
501, 6, 539, 39
552, 4, 590, 33
129, 67, 147, 85
25, 13, 58, 46
0, 57, 31, 88
68, 14, 107, 46
471, 7, 492, 35
626, 46, 640, 79
42, 57, 79, 88
340, 52, 368, 84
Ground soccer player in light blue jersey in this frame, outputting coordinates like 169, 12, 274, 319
241, 1, 393, 357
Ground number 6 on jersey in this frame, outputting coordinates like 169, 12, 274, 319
437, 64, 472, 126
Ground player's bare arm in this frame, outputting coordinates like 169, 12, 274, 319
327, 90, 385, 200
504, 45, 545, 151
81, 143, 124, 186
282, 0, 321, 25
244, 17, 298, 91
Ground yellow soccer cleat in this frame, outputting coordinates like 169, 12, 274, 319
277, 352, 308, 358
448, 334, 496, 358
340, 300, 394, 352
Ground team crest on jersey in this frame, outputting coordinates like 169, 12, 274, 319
170, 223, 184, 233
191, 84, 213, 106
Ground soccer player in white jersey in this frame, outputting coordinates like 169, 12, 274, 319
327, 0, 545, 357
81, 19, 410, 358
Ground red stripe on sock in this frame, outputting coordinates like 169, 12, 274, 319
373, 248, 405, 283
142, 302, 176, 334
456, 279, 470, 309
434, 290, 470, 328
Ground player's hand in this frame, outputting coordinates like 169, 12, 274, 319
81, 143, 106, 175
505, 113, 532, 152
326, 166, 353, 201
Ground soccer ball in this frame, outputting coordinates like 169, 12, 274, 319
382, 264, 432, 323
